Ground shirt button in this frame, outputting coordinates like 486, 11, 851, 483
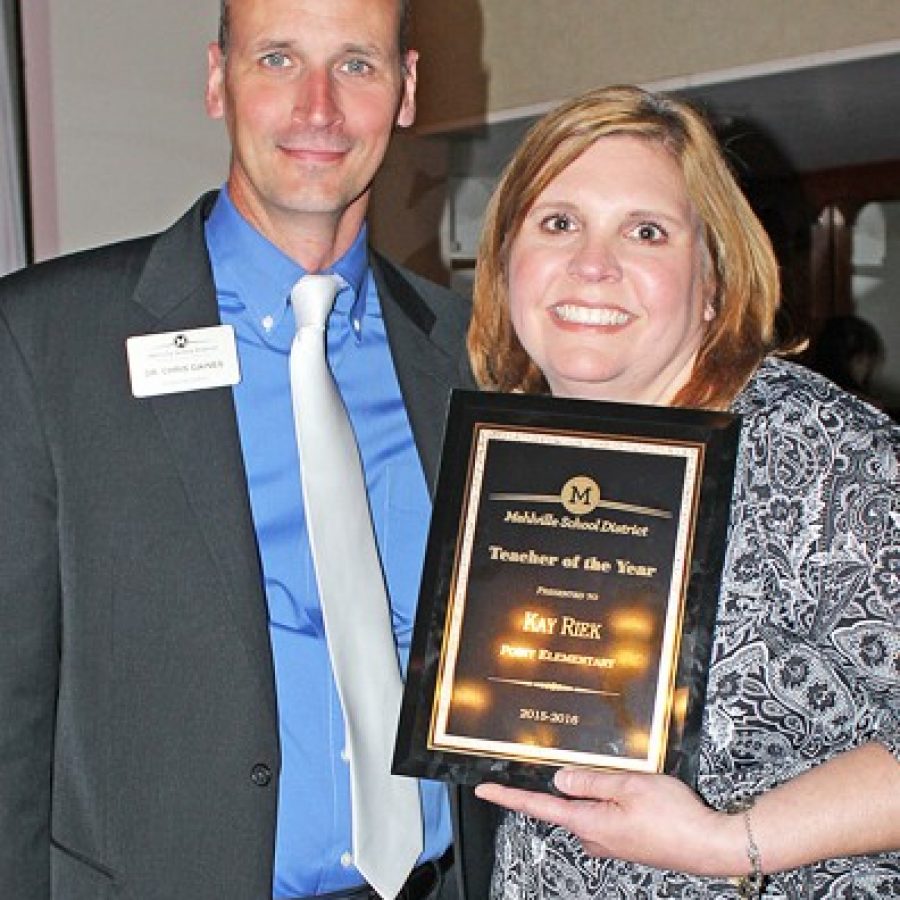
340, 746, 350, 763
261, 314, 274, 331
250, 763, 272, 787
340, 851, 354, 868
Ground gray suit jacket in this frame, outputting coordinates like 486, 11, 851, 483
0, 194, 495, 899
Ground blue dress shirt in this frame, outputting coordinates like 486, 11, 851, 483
205, 189, 451, 898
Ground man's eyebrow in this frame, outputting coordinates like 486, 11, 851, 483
248, 38, 295, 53
338, 42, 388, 59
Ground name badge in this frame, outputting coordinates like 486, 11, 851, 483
126, 325, 240, 398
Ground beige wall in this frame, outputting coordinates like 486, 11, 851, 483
20, 0, 899, 268
21, 0, 227, 260
412, 0, 900, 130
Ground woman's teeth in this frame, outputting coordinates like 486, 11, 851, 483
553, 305, 630, 325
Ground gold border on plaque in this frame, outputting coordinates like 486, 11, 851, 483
426, 424, 705, 774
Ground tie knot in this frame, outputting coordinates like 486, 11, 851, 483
291, 274, 341, 331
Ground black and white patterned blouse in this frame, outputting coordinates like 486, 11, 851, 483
491, 358, 899, 899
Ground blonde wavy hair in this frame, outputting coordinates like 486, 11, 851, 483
467, 85, 781, 410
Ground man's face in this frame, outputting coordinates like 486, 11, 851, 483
206, 0, 417, 244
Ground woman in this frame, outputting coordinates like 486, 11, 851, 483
468, 86, 899, 898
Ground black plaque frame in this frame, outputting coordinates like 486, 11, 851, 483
394, 390, 740, 791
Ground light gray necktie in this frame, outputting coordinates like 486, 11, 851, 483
289, 274, 423, 899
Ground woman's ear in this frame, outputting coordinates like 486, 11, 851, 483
696, 240, 717, 323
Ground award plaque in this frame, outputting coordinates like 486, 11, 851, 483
394, 390, 740, 791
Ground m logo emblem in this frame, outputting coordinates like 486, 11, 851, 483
560, 476, 601, 515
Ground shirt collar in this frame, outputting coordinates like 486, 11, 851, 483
329, 221, 368, 341
206, 186, 370, 338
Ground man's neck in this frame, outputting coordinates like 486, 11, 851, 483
227, 185, 368, 273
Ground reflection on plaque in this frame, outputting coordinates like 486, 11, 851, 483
394, 391, 739, 791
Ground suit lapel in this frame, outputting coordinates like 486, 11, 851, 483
130, 196, 276, 716
372, 255, 474, 492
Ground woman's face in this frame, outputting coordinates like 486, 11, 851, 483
507, 134, 715, 405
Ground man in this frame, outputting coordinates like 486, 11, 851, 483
0, 1, 494, 897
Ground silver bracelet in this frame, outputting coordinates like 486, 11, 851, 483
729, 799, 765, 899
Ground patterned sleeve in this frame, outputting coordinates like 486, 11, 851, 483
710, 359, 900, 792
829, 407, 900, 759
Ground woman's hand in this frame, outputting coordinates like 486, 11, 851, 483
475, 768, 746, 876
476, 744, 900, 876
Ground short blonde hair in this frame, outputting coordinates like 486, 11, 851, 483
218, 0, 412, 59
468, 85, 781, 410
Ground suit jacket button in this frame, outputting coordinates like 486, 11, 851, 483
250, 763, 272, 787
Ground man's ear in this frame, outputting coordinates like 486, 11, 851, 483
205, 42, 225, 120
395, 50, 418, 129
